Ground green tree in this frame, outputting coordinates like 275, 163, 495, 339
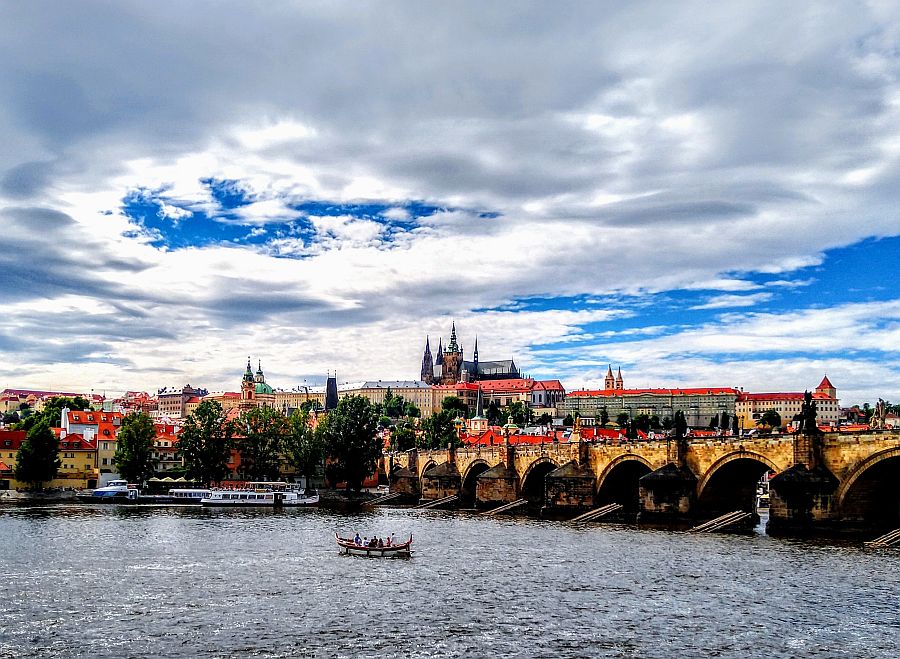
382, 389, 408, 418
537, 412, 553, 425
615, 412, 630, 427
179, 401, 234, 487
504, 401, 533, 425
391, 423, 417, 451
403, 402, 421, 418
299, 400, 321, 414
562, 414, 574, 427
237, 406, 287, 481
113, 412, 157, 487
486, 400, 502, 425
420, 410, 458, 449
649, 414, 661, 430
634, 414, 651, 433
14, 419, 60, 490
283, 410, 325, 488
319, 395, 380, 492
757, 409, 782, 429
661, 416, 673, 430
709, 415, 719, 429
599, 407, 610, 427
441, 395, 469, 417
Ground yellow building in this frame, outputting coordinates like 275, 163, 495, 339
0, 429, 99, 490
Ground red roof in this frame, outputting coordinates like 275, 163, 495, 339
817, 375, 835, 390
568, 387, 738, 397
0, 430, 27, 451
0, 461, 10, 472
738, 392, 830, 401
477, 379, 535, 392
67, 411, 124, 425
433, 383, 480, 391
55, 432, 96, 450
534, 380, 565, 391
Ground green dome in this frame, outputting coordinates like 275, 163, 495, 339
255, 382, 274, 395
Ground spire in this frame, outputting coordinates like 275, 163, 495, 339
435, 337, 444, 365
447, 321, 460, 352
615, 366, 623, 390
243, 357, 254, 383
474, 386, 485, 418
420, 336, 435, 384
604, 364, 615, 391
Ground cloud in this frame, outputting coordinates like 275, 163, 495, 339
0, 2, 899, 401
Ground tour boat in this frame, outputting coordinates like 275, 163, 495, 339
80, 482, 211, 505
335, 533, 413, 557
201, 482, 319, 507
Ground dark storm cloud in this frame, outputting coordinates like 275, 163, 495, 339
0, 207, 151, 303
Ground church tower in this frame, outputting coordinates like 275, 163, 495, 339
604, 364, 615, 391
441, 321, 463, 384
615, 366, 623, 390
241, 357, 256, 408
420, 336, 434, 384
472, 335, 479, 382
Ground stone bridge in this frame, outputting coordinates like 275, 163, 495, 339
386, 430, 900, 534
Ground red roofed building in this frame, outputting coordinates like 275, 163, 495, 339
735, 376, 840, 429
560, 386, 739, 428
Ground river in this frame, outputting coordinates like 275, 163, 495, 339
0, 504, 898, 658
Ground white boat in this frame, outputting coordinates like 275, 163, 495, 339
87, 479, 138, 501
201, 482, 319, 507
335, 533, 412, 558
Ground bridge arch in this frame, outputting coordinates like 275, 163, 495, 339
837, 447, 900, 526
696, 451, 779, 518
521, 457, 559, 506
596, 454, 654, 516
460, 459, 491, 507
419, 460, 437, 479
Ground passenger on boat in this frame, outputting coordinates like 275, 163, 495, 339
390, 533, 397, 545
377, 538, 384, 548
354, 533, 361, 545
385, 535, 392, 547
368, 537, 377, 548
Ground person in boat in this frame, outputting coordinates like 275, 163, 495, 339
354, 533, 361, 545
385, 535, 391, 547
377, 537, 384, 548
368, 537, 377, 548
390, 533, 397, 546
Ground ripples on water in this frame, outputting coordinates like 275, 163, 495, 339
0, 505, 898, 658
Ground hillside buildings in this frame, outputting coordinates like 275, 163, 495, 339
420, 322, 519, 385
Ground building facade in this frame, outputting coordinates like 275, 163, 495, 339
157, 384, 208, 419
559, 387, 739, 427
420, 322, 519, 385
734, 376, 841, 429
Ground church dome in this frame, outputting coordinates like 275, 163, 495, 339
255, 382, 274, 395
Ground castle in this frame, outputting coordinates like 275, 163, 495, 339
419, 322, 520, 385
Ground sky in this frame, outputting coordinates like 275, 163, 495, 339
1, 1, 899, 405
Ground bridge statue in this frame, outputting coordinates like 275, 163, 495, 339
872, 399, 886, 430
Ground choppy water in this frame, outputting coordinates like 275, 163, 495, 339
0, 505, 898, 658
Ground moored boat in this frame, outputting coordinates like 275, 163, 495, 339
201, 482, 319, 507
335, 533, 413, 557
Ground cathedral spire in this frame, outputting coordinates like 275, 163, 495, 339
615, 366, 623, 390
421, 336, 435, 384
243, 357, 254, 383
447, 321, 460, 352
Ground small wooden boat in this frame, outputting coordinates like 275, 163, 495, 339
335, 533, 413, 558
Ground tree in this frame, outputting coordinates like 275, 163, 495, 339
391, 423, 417, 451
649, 415, 662, 430
504, 401, 533, 425
537, 412, 553, 425
661, 416, 673, 430
441, 395, 468, 417
633, 414, 651, 433
616, 412, 630, 427
14, 419, 60, 490
404, 402, 421, 418
757, 409, 782, 429
420, 410, 458, 450
299, 400, 321, 414
599, 407, 610, 427
709, 415, 719, 429
562, 414, 574, 427
382, 390, 408, 418
179, 401, 234, 487
719, 412, 730, 432
113, 412, 157, 487
237, 406, 287, 481
319, 395, 380, 492
283, 410, 325, 488
486, 400, 502, 425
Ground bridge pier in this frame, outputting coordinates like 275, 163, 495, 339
420, 462, 461, 503
637, 463, 697, 525
475, 463, 520, 509
543, 460, 596, 519
767, 464, 839, 536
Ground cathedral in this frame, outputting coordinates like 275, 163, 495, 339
419, 322, 520, 385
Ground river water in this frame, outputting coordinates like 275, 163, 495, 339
0, 505, 898, 659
